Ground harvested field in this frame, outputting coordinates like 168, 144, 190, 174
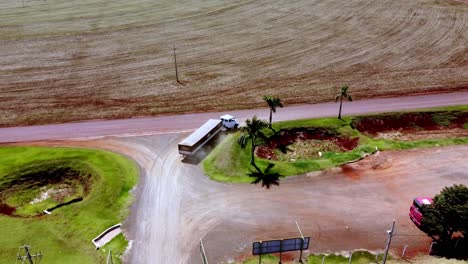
1, 0, 468, 127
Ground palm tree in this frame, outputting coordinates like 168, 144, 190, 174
263, 96, 283, 128
238, 116, 268, 173
335, 85, 353, 119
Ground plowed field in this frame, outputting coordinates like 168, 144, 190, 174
1, 0, 467, 127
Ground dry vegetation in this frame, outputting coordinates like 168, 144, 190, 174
0, 0, 467, 127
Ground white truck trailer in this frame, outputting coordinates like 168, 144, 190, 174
178, 115, 239, 157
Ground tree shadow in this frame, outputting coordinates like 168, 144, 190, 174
431, 238, 468, 260
277, 144, 292, 154
248, 163, 282, 189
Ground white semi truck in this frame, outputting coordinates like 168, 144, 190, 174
178, 115, 239, 157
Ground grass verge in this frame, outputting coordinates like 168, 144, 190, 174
238, 251, 467, 264
203, 106, 468, 183
0, 146, 138, 264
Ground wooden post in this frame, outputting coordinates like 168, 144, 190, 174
279, 240, 283, 264
173, 44, 180, 84
401, 245, 408, 258
428, 242, 435, 255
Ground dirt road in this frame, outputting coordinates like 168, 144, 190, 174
0, 91, 467, 143
42, 136, 468, 263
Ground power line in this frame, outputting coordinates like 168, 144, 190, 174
16, 245, 42, 264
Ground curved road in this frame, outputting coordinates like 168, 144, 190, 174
54, 135, 468, 263
0, 91, 467, 143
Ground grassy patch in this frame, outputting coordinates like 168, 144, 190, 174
102, 233, 128, 264
0, 147, 138, 264
237, 251, 385, 264
240, 254, 278, 264
203, 107, 468, 183
308, 251, 378, 264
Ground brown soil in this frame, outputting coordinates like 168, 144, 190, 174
256, 128, 359, 160
0, 0, 467, 127
376, 128, 468, 141
353, 111, 468, 135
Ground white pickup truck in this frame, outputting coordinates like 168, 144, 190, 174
220, 114, 239, 129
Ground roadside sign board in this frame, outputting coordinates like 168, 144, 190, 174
252, 237, 310, 255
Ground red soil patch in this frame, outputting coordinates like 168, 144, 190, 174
256, 128, 359, 160
352, 111, 468, 135
341, 164, 363, 180
0, 203, 16, 216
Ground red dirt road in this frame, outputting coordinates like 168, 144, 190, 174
23, 136, 468, 263
0, 91, 467, 143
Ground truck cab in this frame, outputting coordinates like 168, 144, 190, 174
220, 114, 239, 129
409, 197, 433, 227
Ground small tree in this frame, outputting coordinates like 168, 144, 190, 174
335, 85, 353, 119
238, 116, 268, 173
263, 96, 283, 128
421, 184, 468, 254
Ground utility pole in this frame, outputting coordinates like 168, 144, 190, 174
295, 221, 305, 264
382, 220, 396, 264
200, 239, 209, 264
173, 44, 181, 84
17, 245, 42, 264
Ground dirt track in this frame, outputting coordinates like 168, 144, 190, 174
39, 136, 468, 263
1, 0, 467, 127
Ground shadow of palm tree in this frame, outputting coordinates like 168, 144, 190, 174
248, 163, 281, 189
277, 144, 293, 154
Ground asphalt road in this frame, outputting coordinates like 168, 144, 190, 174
0, 91, 467, 143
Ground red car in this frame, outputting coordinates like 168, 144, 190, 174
409, 197, 433, 227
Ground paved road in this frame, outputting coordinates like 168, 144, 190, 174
0, 91, 467, 143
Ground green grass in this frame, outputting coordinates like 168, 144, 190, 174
308, 251, 379, 264
101, 233, 128, 264
203, 107, 468, 183
0, 147, 138, 264
241, 254, 278, 264
237, 251, 382, 263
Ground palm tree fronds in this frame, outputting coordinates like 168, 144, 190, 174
335, 94, 341, 102
238, 134, 250, 147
